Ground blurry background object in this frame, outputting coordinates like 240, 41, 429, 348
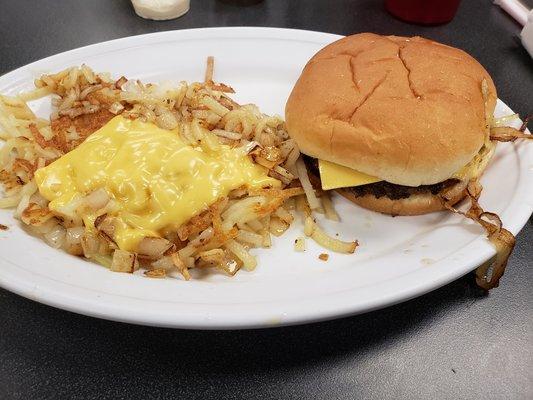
523, 10, 533, 57
131, 0, 190, 20
385, 0, 462, 25
494, 0, 533, 57
494, 0, 529, 24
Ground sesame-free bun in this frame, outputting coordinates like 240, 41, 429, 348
285, 33, 497, 187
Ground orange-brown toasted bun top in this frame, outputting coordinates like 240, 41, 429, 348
285, 33, 497, 186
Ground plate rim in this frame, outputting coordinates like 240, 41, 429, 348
0, 27, 531, 329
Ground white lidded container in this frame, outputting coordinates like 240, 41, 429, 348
131, 0, 190, 20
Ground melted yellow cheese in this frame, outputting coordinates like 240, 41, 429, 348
318, 160, 381, 190
35, 116, 279, 251
318, 151, 488, 190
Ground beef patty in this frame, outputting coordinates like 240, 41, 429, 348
303, 156, 458, 200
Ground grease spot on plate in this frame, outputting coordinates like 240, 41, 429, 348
266, 316, 283, 325
421, 258, 435, 265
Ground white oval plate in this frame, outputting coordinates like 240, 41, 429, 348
0, 28, 531, 329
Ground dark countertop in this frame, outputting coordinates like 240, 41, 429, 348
0, 1, 531, 399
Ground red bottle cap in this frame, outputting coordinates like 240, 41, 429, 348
386, 0, 462, 25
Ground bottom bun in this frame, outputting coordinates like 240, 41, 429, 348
337, 180, 468, 216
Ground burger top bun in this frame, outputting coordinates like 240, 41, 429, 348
285, 33, 497, 187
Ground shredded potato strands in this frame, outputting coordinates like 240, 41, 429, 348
0, 59, 360, 280
304, 216, 358, 254
440, 181, 515, 290
295, 158, 321, 211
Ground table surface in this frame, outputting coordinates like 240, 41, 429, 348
0, 1, 532, 399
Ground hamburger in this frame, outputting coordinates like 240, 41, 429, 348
285, 33, 498, 216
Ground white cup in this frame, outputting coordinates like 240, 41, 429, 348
131, 0, 190, 20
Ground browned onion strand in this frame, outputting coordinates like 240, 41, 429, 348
440, 180, 515, 290
490, 126, 532, 142
519, 114, 531, 132
490, 113, 531, 142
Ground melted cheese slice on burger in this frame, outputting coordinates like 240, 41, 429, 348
35, 116, 279, 251
318, 160, 381, 190
318, 155, 485, 191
